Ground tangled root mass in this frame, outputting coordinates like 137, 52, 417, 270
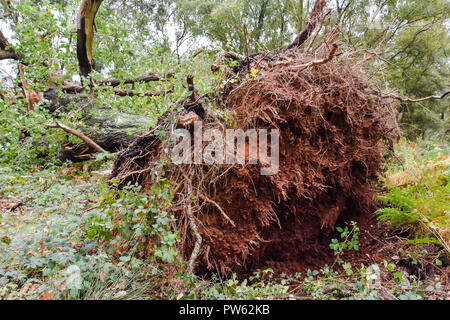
111, 46, 398, 276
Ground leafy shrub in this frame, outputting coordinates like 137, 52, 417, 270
201, 269, 290, 300
84, 179, 179, 263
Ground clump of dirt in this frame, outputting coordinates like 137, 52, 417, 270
110, 36, 399, 277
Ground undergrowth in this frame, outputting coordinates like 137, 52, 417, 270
0, 137, 448, 300
377, 137, 449, 252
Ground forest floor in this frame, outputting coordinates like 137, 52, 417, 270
0, 138, 448, 300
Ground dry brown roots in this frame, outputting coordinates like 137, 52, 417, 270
110, 41, 399, 277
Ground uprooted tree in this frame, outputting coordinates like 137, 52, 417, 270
109, 0, 449, 276
2, 0, 448, 276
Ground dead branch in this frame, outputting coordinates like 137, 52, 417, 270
100, 72, 174, 87
287, 0, 328, 50
383, 90, 449, 103
61, 82, 174, 97
305, 9, 331, 52
60, 82, 84, 93
18, 63, 43, 111
290, 43, 338, 71
190, 47, 205, 59
110, 87, 174, 97
45, 122, 106, 153
0, 30, 24, 62
9, 201, 24, 212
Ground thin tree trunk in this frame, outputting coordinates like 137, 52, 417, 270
77, 0, 103, 78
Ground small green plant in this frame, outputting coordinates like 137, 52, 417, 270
201, 269, 289, 300
329, 221, 360, 266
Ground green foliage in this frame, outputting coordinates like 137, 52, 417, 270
85, 179, 179, 264
0, 160, 181, 300
201, 269, 290, 300
376, 138, 449, 248
11, 0, 79, 89
330, 221, 360, 266
334, 0, 450, 138
0, 98, 60, 169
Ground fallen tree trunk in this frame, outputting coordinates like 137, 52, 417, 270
43, 88, 154, 161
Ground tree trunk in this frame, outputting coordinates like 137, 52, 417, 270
43, 88, 153, 161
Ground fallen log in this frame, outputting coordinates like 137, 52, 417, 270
43, 88, 154, 161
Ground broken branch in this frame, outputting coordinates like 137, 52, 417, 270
100, 72, 174, 87
0, 30, 25, 62
287, 0, 328, 50
110, 87, 174, 97
60, 82, 174, 97
18, 63, 43, 111
305, 9, 331, 52
45, 122, 106, 153
77, 0, 103, 77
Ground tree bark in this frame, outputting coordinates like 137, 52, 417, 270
43, 88, 154, 161
77, 0, 103, 78
0, 30, 24, 62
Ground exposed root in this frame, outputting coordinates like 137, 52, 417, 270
185, 180, 202, 275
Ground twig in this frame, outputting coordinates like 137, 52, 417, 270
382, 90, 449, 103
45, 122, 106, 153
9, 201, 24, 212
306, 10, 331, 52
388, 147, 404, 170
